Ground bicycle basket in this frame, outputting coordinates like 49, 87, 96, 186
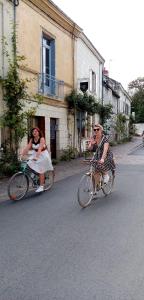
20, 160, 27, 171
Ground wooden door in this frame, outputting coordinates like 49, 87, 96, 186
50, 118, 57, 159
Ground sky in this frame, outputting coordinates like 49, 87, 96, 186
52, 0, 144, 90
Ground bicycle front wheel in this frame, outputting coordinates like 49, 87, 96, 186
77, 174, 94, 208
102, 170, 115, 196
44, 170, 54, 191
8, 172, 29, 201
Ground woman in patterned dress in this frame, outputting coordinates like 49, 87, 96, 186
21, 127, 53, 193
88, 123, 115, 188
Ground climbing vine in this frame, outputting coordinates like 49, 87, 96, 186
0, 27, 43, 174
66, 89, 113, 121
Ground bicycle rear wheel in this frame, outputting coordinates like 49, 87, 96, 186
8, 172, 29, 201
102, 170, 115, 196
44, 170, 54, 191
77, 174, 94, 208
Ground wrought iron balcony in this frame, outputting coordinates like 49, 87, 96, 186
38, 73, 64, 99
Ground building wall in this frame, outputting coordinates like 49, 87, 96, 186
17, 0, 73, 94
16, 0, 76, 156
75, 36, 104, 147
0, 0, 14, 147
103, 87, 119, 115
76, 38, 103, 99
135, 123, 144, 136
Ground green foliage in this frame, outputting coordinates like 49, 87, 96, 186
66, 90, 100, 115
128, 77, 144, 91
82, 150, 93, 159
66, 89, 113, 121
0, 28, 43, 163
60, 146, 78, 161
129, 114, 136, 136
0, 151, 20, 177
114, 113, 127, 140
131, 90, 144, 122
98, 103, 113, 125
129, 77, 144, 123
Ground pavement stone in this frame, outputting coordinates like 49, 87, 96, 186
0, 136, 143, 203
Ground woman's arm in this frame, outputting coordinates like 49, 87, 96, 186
21, 139, 32, 156
87, 137, 96, 151
35, 137, 45, 159
100, 142, 109, 163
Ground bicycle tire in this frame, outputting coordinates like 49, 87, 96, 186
44, 170, 54, 191
77, 173, 94, 208
102, 170, 115, 196
8, 172, 29, 201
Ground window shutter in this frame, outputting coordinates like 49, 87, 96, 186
51, 40, 55, 95
51, 40, 55, 78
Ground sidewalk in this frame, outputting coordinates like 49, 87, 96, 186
0, 136, 142, 202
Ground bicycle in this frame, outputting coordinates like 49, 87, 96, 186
8, 159, 54, 201
77, 159, 115, 208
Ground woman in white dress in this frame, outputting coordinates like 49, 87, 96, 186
21, 127, 53, 193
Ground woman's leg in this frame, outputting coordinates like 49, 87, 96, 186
94, 172, 101, 190
35, 173, 45, 192
39, 173, 45, 186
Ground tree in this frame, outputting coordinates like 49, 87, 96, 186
128, 77, 144, 123
114, 113, 127, 141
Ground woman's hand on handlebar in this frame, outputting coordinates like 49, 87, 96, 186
99, 158, 104, 164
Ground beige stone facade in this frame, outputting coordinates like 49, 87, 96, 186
12, 0, 81, 158
0, 0, 14, 147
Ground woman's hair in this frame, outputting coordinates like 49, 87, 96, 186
94, 124, 104, 131
30, 127, 44, 138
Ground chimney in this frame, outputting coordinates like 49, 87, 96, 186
103, 67, 109, 77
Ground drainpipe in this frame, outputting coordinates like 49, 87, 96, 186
72, 24, 76, 148
101, 66, 104, 125
13, 0, 19, 60
12, 0, 19, 156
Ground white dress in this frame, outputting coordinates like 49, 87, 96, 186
27, 140, 53, 174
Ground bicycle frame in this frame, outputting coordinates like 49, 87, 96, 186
20, 162, 39, 187
77, 158, 115, 208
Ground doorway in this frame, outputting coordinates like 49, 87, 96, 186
50, 118, 57, 159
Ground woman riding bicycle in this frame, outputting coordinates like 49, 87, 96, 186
21, 127, 53, 193
88, 123, 115, 188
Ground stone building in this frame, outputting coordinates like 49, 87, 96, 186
103, 74, 131, 141
0, 0, 14, 149
0, 0, 82, 158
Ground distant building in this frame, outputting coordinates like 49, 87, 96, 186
103, 74, 131, 141
69, 32, 105, 151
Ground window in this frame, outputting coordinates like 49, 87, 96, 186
90, 70, 96, 93
125, 104, 129, 115
42, 34, 55, 95
80, 81, 88, 93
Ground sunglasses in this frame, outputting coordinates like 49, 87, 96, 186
94, 128, 100, 132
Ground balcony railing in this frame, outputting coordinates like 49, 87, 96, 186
38, 73, 64, 99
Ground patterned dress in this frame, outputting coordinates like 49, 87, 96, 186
92, 135, 115, 172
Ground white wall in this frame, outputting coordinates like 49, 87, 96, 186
0, 0, 13, 77
76, 38, 103, 100
119, 89, 131, 116
135, 123, 144, 136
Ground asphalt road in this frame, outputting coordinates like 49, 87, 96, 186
1, 158, 144, 299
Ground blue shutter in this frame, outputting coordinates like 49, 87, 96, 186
51, 40, 55, 95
